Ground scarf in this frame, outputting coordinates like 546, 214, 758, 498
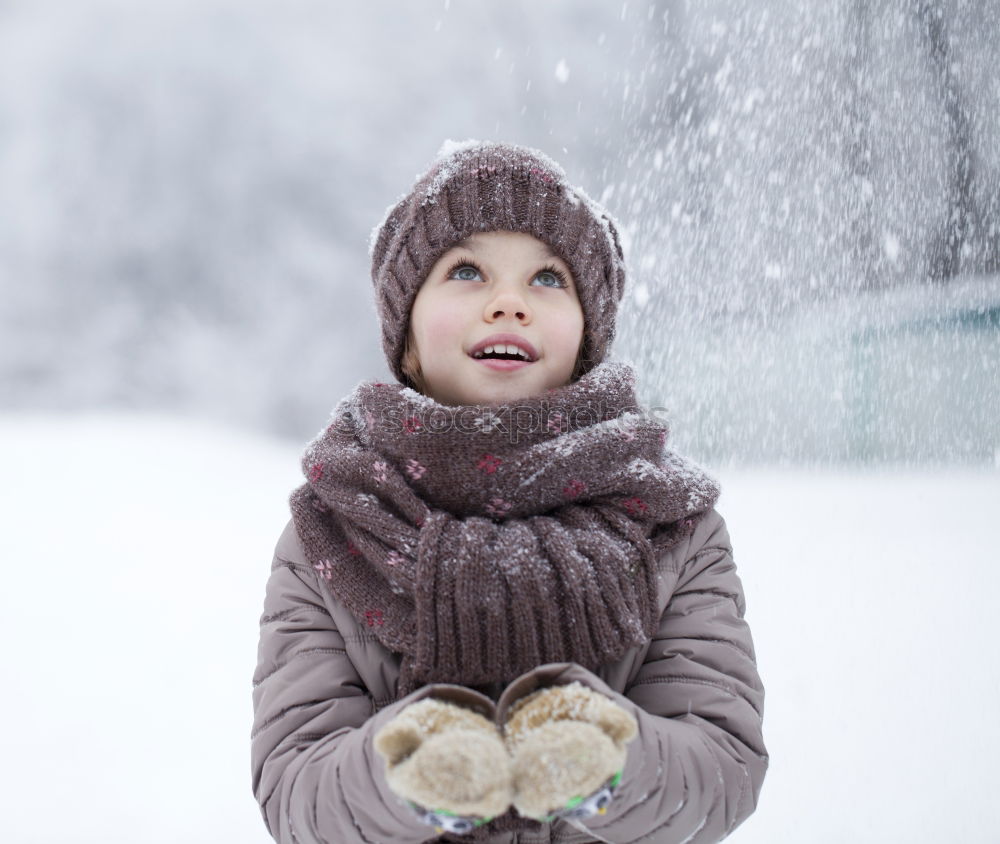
289, 361, 720, 698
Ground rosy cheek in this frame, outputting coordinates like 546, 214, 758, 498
418, 310, 459, 343
553, 312, 585, 347
412, 300, 463, 357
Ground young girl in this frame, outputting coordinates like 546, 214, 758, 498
251, 141, 768, 843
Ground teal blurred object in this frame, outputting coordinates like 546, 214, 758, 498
637, 276, 1000, 466
845, 296, 1000, 464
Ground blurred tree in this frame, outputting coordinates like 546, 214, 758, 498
843, 0, 883, 292
915, 0, 975, 281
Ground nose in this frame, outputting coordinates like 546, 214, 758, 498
484, 286, 531, 324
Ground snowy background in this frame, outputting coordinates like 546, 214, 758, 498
3, 0, 998, 462
4, 418, 998, 842
1, 0, 999, 841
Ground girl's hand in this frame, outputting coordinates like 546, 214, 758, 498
373, 698, 513, 831
503, 681, 638, 822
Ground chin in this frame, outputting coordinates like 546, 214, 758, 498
427, 362, 561, 405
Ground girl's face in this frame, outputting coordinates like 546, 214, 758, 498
407, 230, 585, 406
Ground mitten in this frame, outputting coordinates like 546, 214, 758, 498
373, 698, 513, 834
503, 681, 638, 821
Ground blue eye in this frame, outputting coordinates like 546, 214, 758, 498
445, 259, 569, 288
448, 262, 483, 281
533, 266, 569, 288
533, 271, 562, 288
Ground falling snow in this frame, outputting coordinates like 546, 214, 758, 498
2, 3, 999, 842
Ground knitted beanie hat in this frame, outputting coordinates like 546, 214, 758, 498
369, 139, 627, 385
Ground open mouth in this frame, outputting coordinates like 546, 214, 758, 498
467, 336, 539, 370
471, 344, 534, 362
472, 350, 532, 363
470, 347, 535, 371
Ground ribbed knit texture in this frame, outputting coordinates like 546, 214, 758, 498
369, 140, 628, 383
289, 362, 720, 697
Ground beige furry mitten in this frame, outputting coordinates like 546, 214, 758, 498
503, 681, 638, 821
373, 698, 513, 824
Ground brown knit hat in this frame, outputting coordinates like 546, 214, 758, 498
369, 140, 627, 384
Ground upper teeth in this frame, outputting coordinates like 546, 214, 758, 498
477, 344, 530, 360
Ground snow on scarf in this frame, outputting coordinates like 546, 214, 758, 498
289, 361, 720, 696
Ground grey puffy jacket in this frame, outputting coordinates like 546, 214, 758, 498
251, 508, 767, 843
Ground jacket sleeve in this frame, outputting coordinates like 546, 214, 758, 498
497, 510, 768, 843
250, 550, 494, 844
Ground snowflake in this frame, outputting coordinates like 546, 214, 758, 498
618, 421, 637, 441
474, 412, 501, 433
405, 459, 427, 480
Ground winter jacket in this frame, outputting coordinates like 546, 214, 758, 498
251, 507, 767, 843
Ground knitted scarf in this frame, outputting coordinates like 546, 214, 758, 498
289, 362, 720, 697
